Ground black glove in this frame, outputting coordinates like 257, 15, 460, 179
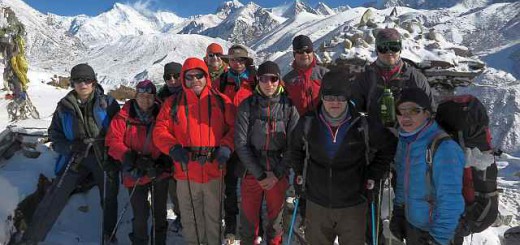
123, 151, 137, 171
215, 146, 231, 167
389, 205, 407, 241
135, 156, 154, 170
103, 158, 121, 172
70, 140, 88, 154
170, 145, 189, 166
156, 154, 173, 173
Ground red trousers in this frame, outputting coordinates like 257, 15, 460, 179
239, 174, 289, 245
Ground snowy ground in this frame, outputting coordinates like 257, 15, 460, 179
0, 70, 519, 244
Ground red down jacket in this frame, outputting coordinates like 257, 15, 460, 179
153, 57, 235, 183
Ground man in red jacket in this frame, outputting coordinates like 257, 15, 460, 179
153, 58, 235, 245
283, 34, 329, 116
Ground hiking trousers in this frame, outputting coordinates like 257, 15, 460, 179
224, 153, 239, 235
22, 154, 119, 243
305, 200, 367, 245
177, 178, 222, 245
128, 178, 169, 245
239, 174, 288, 245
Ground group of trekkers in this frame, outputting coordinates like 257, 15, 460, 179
19, 28, 473, 245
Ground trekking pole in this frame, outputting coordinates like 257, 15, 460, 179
387, 177, 392, 245
286, 197, 299, 245
150, 179, 156, 245
376, 180, 383, 245
57, 141, 93, 188
101, 171, 107, 245
108, 177, 141, 241
218, 164, 224, 243
371, 190, 377, 245
287, 137, 310, 245
182, 161, 201, 245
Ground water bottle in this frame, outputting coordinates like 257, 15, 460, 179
381, 88, 396, 126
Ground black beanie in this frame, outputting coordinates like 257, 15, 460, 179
292, 35, 313, 51
396, 88, 432, 112
70, 63, 96, 81
320, 70, 352, 97
164, 62, 182, 76
257, 61, 280, 76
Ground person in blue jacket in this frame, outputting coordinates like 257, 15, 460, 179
390, 88, 465, 245
21, 63, 121, 244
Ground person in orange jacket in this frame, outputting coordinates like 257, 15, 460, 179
153, 57, 235, 245
106, 80, 171, 245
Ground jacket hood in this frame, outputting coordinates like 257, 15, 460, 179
180, 57, 212, 96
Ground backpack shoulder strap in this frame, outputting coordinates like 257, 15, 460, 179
170, 90, 185, 123
219, 72, 229, 93
425, 132, 452, 195
210, 88, 226, 113
359, 112, 371, 166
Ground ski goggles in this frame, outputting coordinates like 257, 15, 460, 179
376, 42, 402, 53
322, 95, 348, 102
164, 73, 181, 80
207, 53, 222, 58
72, 78, 95, 85
258, 75, 279, 84
184, 73, 205, 81
396, 106, 424, 116
294, 49, 313, 54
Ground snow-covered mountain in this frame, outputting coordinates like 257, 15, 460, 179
377, 0, 492, 9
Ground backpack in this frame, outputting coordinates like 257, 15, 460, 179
170, 88, 225, 124
426, 95, 498, 236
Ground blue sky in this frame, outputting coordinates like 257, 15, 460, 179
22, 0, 368, 17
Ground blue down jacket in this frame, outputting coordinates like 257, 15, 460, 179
394, 121, 465, 245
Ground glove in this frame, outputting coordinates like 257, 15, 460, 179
169, 145, 189, 165
156, 154, 173, 173
123, 151, 137, 171
135, 156, 154, 170
215, 146, 231, 166
389, 205, 407, 241
70, 140, 88, 154
103, 159, 121, 172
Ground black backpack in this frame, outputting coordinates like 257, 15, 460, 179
427, 95, 498, 236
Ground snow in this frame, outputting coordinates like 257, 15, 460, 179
0, 0, 518, 244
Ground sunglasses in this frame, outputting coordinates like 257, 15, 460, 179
396, 107, 424, 116
322, 95, 347, 102
258, 75, 279, 84
136, 86, 155, 94
294, 49, 313, 54
208, 53, 221, 58
184, 73, 205, 81
229, 57, 246, 63
72, 78, 95, 85
164, 73, 180, 80
377, 42, 402, 53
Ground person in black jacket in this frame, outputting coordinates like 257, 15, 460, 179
235, 61, 299, 244
289, 70, 396, 245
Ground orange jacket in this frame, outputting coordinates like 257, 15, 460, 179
106, 100, 170, 187
153, 57, 235, 183
214, 68, 256, 102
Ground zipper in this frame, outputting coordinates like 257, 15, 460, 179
404, 142, 412, 219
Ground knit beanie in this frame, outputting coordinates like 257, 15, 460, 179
164, 62, 182, 76
136, 80, 157, 94
376, 28, 401, 45
71, 63, 96, 81
292, 35, 313, 51
257, 61, 281, 76
320, 70, 352, 97
206, 43, 224, 55
396, 88, 432, 112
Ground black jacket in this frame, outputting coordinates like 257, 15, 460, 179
234, 89, 299, 180
288, 104, 396, 208
351, 61, 435, 123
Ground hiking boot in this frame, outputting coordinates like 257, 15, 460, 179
224, 233, 236, 245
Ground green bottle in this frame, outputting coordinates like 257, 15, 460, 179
381, 88, 396, 126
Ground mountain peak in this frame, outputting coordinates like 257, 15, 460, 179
281, 0, 318, 18
315, 2, 336, 15
217, 0, 244, 16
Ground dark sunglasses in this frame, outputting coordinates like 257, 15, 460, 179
377, 42, 402, 53
72, 78, 95, 85
229, 57, 246, 63
208, 53, 221, 58
184, 73, 205, 81
136, 87, 155, 94
294, 49, 313, 54
258, 75, 279, 84
322, 95, 347, 102
164, 73, 180, 80
396, 107, 424, 116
